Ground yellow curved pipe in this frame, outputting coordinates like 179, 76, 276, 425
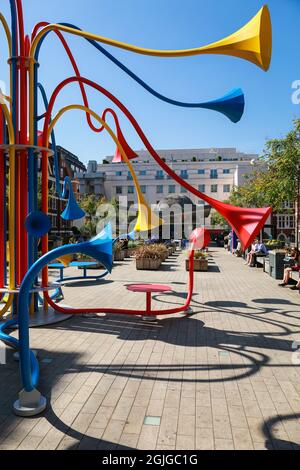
29, 6, 271, 141
0, 14, 13, 316
30, 6, 271, 66
0, 103, 16, 317
0, 13, 13, 115
46, 105, 163, 233
0, 13, 12, 56
40, 104, 162, 290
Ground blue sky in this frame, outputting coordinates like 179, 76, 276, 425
0, 0, 299, 163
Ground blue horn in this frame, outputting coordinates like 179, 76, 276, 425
61, 177, 85, 221
78, 224, 113, 272
199, 88, 245, 123
25, 211, 52, 237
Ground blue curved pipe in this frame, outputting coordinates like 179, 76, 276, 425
41, 233, 134, 286
34, 23, 245, 123
18, 225, 113, 392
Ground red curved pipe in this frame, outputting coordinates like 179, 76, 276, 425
32, 21, 104, 133
16, 0, 25, 55
45, 251, 194, 316
41, 75, 271, 250
15, 0, 28, 283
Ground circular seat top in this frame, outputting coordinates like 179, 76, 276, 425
70, 262, 98, 267
126, 284, 172, 293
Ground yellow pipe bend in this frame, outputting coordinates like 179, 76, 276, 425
0, 103, 16, 317
0, 13, 12, 56
46, 104, 162, 233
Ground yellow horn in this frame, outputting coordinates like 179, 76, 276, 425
134, 195, 163, 233
57, 254, 73, 267
199, 5, 272, 71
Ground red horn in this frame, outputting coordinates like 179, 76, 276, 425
207, 196, 272, 249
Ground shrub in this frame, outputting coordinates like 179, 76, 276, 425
135, 245, 162, 260
114, 241, 124, 253
154, 244, 169, 259
186, 250, 208, 259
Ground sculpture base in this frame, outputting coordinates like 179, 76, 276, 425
13, 389, 47, 417
4, 306, 73, 328
28, 306, 73, 327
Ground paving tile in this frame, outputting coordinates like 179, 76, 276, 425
2, 248, 300, 451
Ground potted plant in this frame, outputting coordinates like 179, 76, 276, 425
127, 240, 142, 258
155, 244, 169, 261
186, 251, 209, 272
135, 245, 162, 270
114, 241, 125, 262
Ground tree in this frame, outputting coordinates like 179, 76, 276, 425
210, 210, 229, 229
222, 119, 300, 245
79, 194, 107, 237
260, 119, 300, 212
80, 194, 106, 219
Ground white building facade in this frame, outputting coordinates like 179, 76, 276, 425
76, 148, 259, 228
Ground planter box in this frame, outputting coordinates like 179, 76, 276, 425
268, 250, 286, 280
127, 248, 137, 258
136, 258, 161, 270
114, 250, 125, 262
186, 258, 208, 272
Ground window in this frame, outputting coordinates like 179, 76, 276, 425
223, 184, 231, 193
169, 185, 175, 194
127, 171, 133, 181
223, 169, 230, 174
198, 169, 205, 175
116, 186, 122, 195
277, 215, 284, 229
198, 184, 205, 192
141, 186, 146, 194
115, 171, 122, 177
277, 215, 295, 229
181, 186, 187, 193
198, 200, 205, 205
128, 186, 134, 194
156, 185, 163, 194
211, 184, 218, 193
139, 170, 146, 176
156, 170, 164, 180
180, 170, 188, 179
210, 169, 218, 179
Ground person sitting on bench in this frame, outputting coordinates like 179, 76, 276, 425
279, 248, 300, 287
245, 239, 259, 266
247, 240, 268, 267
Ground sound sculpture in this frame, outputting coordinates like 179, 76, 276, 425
0, 1, 272, 415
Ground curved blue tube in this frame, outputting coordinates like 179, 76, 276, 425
18, 225, 113, 392
34, 23, 245, 123
39, 234, 133, 287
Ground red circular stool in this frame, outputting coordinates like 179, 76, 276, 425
126, 284, 172, 316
